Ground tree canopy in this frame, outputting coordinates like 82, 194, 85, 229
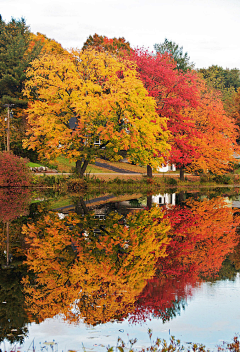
129, 48, 200, 178
184, 84, 239, 175
82, 33, 132, 56
23, 48, 170, 176
127, 48, 239, 178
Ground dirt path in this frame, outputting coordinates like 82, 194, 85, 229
95, 161, 139, 174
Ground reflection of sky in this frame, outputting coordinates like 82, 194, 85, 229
2, 274, 240, 351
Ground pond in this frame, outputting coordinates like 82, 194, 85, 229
1, 187, 240, 351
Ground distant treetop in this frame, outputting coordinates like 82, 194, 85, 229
82, 33, 132, 56
154, 38, 194, 72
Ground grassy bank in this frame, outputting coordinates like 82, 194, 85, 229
29, 172, 240, 201
106, 332, 240, 352
27, 154, 240, 192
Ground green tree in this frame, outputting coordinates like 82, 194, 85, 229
198, 65, 240, 116
0, 16, 42, 157
0, 16, 42, 108
154, 38, 194, 72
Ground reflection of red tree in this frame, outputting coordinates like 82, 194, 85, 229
0, 188, 31, 222
131, 197, 239, 324
130, 274, 197, 324
163, 197, 239, 277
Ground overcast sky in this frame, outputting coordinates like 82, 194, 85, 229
1, 0, 240, 69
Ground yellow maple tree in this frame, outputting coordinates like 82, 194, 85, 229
23, 48, 170, 176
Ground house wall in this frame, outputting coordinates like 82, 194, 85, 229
157, 164, 176, 172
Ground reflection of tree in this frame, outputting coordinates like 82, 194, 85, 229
0, 189, 31, 267
217, 239, 240, 281
131, 197, 239, 323
0, 188, 31, 223
130, 275, 190, 324
213, 257, 237, 281
22, 206, 170, 325
162, 197, 239, 278
0, 189, 34, 343
0, 267, 30, 344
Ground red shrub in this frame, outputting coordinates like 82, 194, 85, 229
0, 152, 32, 187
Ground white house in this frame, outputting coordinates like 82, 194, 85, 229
157, 164, 176, 172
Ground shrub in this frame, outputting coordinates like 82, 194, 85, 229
164, 177, 177, 185
213, 174, 232, 184
0, 152, 32, 187
200, 174, 210, 183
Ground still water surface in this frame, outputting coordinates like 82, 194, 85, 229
1, 188, 240, 351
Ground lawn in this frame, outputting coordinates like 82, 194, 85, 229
28, 162, 44, 168
31, 156, 114, 173
29, 156, 180, 175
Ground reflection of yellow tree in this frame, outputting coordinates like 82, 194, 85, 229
22, 206, 170, 325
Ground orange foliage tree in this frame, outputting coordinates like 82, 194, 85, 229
184, 83, 239, 175
22, 206, 170, 325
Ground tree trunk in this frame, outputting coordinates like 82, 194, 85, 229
6, 221, 9, 267
147, 195, 152, 209
76, 159, 89, 178
180, 167, 185, 181
75, 196, 88, 215
147, 165, 153, 178
178, 191, 186, 205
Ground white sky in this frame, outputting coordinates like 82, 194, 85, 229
1, 0, 240, 69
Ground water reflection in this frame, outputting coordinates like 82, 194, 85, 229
0, 189, 32, 344
23, 206, 170, 325
0, 189, 240, 347
132, 196, 239, 324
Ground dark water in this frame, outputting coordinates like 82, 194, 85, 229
1, 187, 240, 351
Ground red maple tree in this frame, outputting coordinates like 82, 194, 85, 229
128, 48, 201, 179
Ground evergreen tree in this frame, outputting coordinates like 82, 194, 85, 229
0, 16, 43, 157
0, 16, 42, 108
154, 38, 194, 72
